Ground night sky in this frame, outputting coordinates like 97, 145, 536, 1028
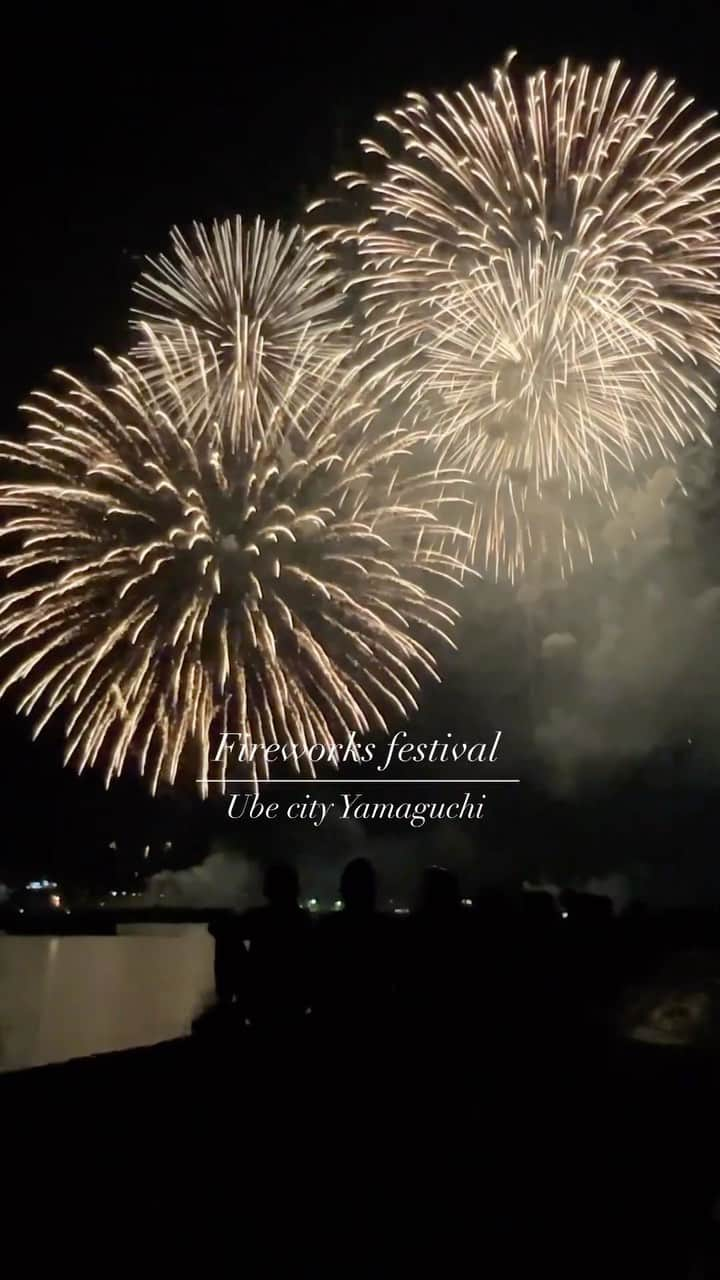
1, 2, 717, 887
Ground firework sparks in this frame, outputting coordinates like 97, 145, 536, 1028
0, 333, 467, 794
315, 54, 720, 578
132, 216, 349, 430
460, 474, 603, 584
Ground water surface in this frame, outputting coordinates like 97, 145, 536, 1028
0, 925, 214, 1072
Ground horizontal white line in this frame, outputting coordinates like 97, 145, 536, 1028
197, 778, 520, 784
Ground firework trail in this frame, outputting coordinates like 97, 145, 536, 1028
132, 216, 349, 430
312, 54, 720, 579
0, 332, 467, 795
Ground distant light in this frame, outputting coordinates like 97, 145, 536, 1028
561, 911, 569, 919
143, 846, 150, 859
307, 898, 318, 909
461, 898, 472, 907
393, 907, 409, 915
163, 841, 172, 852
109, 842, 117, 850
49, 894, 61, 908
110, 890, 117, 897
333, 900, 343, 910
18, 908, 24, 915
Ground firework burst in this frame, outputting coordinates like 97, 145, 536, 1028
314, 54, 720, 578
0, 333, 467, 795
132, 216, 349, 430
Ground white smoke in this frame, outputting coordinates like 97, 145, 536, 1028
143, 843, 259, 908
541, 632, 577, 659
528, 456, 720, 788
523, 873, 631, 914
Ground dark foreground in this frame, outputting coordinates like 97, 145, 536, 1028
3, 999, 719, 1276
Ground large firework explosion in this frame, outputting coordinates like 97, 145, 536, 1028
312, 54, 720, 578
0, 332, 467, 795
132, 216, 349, 430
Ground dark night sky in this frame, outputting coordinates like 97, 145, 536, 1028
0, 2, 717, 884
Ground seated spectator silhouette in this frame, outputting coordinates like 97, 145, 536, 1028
238, 863, 313, 1032
314, 857, 395, 1028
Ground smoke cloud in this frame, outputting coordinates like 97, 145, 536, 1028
461, 447, 720, 792
142, 843, 259, 908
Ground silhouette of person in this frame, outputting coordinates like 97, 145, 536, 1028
419, 865, 461, 916
314, 857, 395, 1027
193, 909, 248, 1044
239, 863, 313, 1031
405, 866, 474, 1027
208, 910, 246, 1005
517, 890, 563, 1034
559, 890, 616, 1015
342, 857, 376, 914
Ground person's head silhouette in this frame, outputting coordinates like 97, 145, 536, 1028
340, 857, 376, 914
263, 863, 300, 909
420, 865, 460, 914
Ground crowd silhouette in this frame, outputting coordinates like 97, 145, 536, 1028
202, 857, 630, 1045
195, 857, 720, 1272
5, 856, 719, 1277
